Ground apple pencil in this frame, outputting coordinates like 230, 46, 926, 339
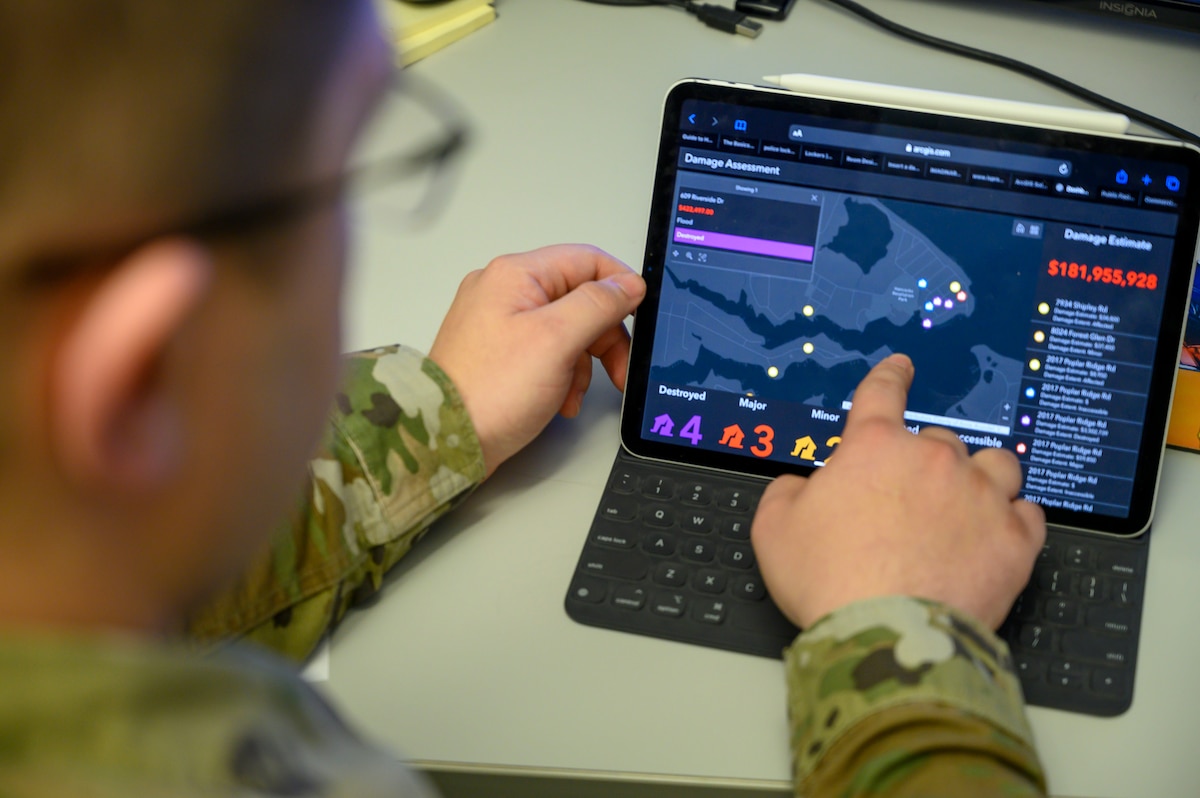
762, 73, 1130, 135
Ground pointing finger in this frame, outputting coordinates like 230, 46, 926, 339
842, 354, 914, 437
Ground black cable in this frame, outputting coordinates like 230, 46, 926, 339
821, 0, 1200, 145
576, 0, 763, 36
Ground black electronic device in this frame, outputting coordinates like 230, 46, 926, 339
735, 0, 798, 19
566, 77, 1200, 715
1029, 0, 1200, 31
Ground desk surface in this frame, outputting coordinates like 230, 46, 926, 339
326, 2, 1200, 796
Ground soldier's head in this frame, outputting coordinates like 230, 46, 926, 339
0, 0, 395, 629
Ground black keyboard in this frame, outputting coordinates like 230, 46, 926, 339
565, 449, 1148, 717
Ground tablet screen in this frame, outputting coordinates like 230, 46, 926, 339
621, 79, 1200, 536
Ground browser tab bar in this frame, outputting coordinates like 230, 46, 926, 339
786, 124, 1071, 178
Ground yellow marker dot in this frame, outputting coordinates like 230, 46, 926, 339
802, 305, 815, 317
949, 281, 962, 293
767, 365, 779, 378
803, 342, 815, 354
1029, 358, 1042, 371
1033, 330, 1046, 343
1038, 302, 1050, 315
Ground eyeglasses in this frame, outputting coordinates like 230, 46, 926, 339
16, 70, 469, 287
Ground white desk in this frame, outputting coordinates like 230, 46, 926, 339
327, 2, 1200, 796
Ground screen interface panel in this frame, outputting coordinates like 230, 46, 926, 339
625, 82, 1200, 535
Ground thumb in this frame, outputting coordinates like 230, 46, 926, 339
537, 271, 644, 355
753, 474, 810, 540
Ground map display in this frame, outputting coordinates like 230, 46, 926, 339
652, 185, 1035, 440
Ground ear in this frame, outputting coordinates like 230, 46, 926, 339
51, 238, 213, 491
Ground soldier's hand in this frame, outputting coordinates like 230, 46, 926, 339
428, 244, 645, 478
750, 354, 1046, 630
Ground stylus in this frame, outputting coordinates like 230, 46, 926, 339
762, 73, 1130, 135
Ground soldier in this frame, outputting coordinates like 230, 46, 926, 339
0, 1, 1045, 797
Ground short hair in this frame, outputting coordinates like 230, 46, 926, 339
0, 0, 358, 273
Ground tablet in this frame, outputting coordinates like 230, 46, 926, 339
619, 78, 1200, 537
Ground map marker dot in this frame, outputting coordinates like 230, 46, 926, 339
802, 342, 815, 354
767, 365, 779, 378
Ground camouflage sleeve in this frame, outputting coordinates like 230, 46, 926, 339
786, 595, 1048, 797
186, 345, 486, 661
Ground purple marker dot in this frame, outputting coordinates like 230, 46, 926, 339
1021, 415, 1031, 426
933, 297, 943, 307
944, 300, 954, 310
922, 318, 933, 329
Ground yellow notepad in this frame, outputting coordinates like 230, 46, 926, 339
378, 0, 497, 66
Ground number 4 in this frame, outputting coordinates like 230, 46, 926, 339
680, 415, 703, 445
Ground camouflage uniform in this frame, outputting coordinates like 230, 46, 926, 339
0, 345, 479, 797
0, 344, 1047, 796
187, 345, 486, 662
786, 596, 1047, 796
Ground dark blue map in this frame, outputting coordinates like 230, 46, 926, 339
651, 192, 1039, 430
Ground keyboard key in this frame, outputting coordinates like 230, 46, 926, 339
1046, 598, 1079, 625
612, 585, 647, 610
681, 538, 716, 563
681, 483, 712, 506
579, 549, 647, 581
1047, 670, 1084, 690
692, 598, 728, 624
720, 543, 755, 570
715, 488, 754, 512
732, 574, 767, 601
1086, 605, 1135, 636
597, 496, 637, 522
1060, 631, 1133, 666
1064, 544, 1094, 568
1013, 654, 1047, 683
1017, 624, 1053, 652
643, 505, 675, 528
1049, 659, 1085, 678
1036, 568, 1076, 595
590, 529, 636, 549
680, 511, 714, 534
1097, 550, 1141, 578
653, 562, 688, 587
1077, 574, 1106, 601
651, 592, 687, 618
693, 569, 728, 594
568, 576, 607, 603
1036, 541, 1060, 566
1112, 579, 1139, 606
1091, 668, 1129, 696
641, 476, 675, 500
642, 532, 677, 556
719, 516, 751, 541
1009, 592, 1039, 621
611, 470, 637, 493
